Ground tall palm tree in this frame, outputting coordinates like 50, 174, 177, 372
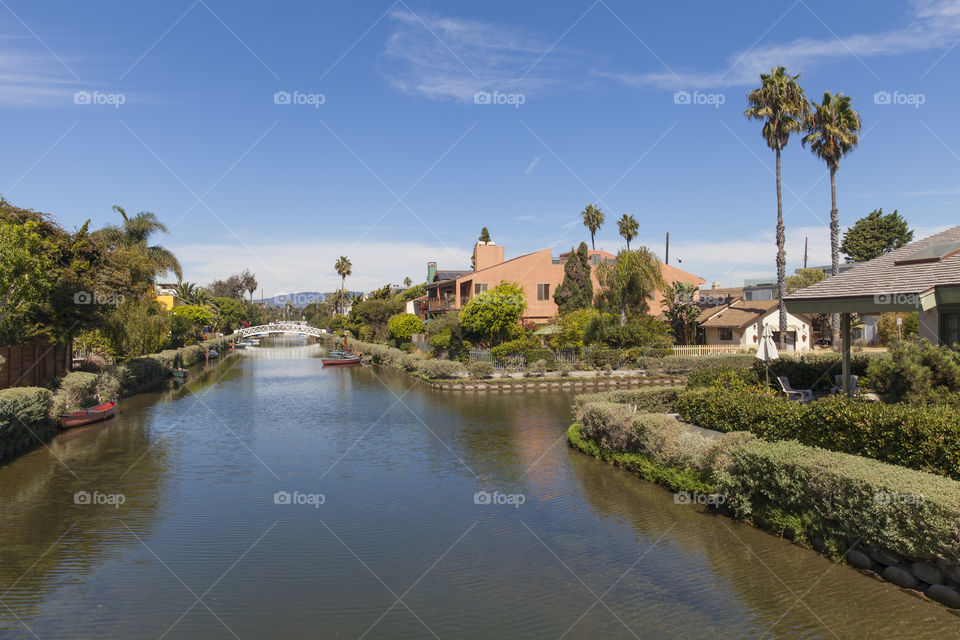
97, 205, 183, 281
174, 282, 197, 303
745, 66, 809, 347
803, 91, 861, 340
617, 214, 639, 250
334, 255, 352, 315
581, 204, 604, 250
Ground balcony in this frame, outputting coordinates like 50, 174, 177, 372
425, 298, 457, 313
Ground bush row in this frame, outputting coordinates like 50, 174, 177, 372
342, 337, 468, 379
675, 388, 960, 480
0, 387, 56, 461
751, 352, 878, 391
573, 387, 681, 414
569, 397, 960, 564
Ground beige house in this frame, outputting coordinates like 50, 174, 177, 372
698, 298, 813, 352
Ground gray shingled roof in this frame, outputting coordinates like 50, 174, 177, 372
786, 225, 960, 300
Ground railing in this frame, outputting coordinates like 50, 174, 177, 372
671, 345, 754, 356
425, 298, 457, 312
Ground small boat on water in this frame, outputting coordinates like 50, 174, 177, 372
60, 400, 118, 429
172, 368, 188, 379
322, 356, 361, 366
206, 349, 219, 359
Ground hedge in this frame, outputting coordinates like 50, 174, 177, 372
568, 392, 960, 564
0, 387, 55, 461
752, 352, 877, 392
573, 387, 680, 414
676, 388, 960, 480
718, 439, 960, 562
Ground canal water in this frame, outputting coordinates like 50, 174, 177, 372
0, 339, 956, 639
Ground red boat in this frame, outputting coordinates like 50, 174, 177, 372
59, 400, 118, 429
322, 357, 361, 366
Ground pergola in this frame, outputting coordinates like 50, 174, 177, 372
785, 226, 960, 397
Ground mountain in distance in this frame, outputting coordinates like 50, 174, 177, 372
259, 291, 364, 308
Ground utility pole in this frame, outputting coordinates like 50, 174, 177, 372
665, 232, 670, 265
803, 237, 808, 269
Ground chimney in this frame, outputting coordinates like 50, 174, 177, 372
427, 261, 437, 282
473, 241, 504, 272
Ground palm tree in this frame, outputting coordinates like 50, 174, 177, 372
174, 282, 197, 303
97, 205, 183, 282
803, 91, 861, 340
661, 281, 701, 345
595, 247, 665, 326
745, 66, 809, 348
617, 214, 639, 250
334, 256, 352, 315
581, 204, 604, 250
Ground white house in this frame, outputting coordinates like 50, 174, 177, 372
698, 298, 812, 352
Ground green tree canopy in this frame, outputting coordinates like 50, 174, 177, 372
785, 268, 826, 294
841, 209, 914, 262
0, 220, 53, 342
459, 281, 526, 345
595, 248, 665, 325
212, 297, 246, 332
660, 281, 700, 345
95, 205, 182, 281
387, 313, 422, 341
550, 308, 599, 350
553, 242, 594, 313
581, 204, 604, 250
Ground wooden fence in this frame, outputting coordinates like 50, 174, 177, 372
0, 340, 71, 389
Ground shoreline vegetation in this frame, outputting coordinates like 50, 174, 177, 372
0, 334, 236, 464
565, 388, 960, 613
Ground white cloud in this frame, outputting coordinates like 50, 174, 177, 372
169, 238, 469, 297
380, 9, 589, 101
0, 39, 80, 106
605, 0, 960, 90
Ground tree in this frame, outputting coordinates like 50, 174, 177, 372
212, 297, 246, 332
459, 281, 526, 345
841, 209, 914, 262
617, 214, 639, 250
581, 204, 604, 250
239, 269, 258, 301
661, 281, 700, 345
398, 283, 427, 303
209, 274, 245, 299
595, 248, 665, 326
550, 308, 599, 350
785, 268, 826, 294
388, 313, 422, 342
745, 66, 810, 348
403, 276, 413, 288
553, 242, 594, 313
479, 227, 491, 243
0, 220, 53, 342
876, 312, 918, 345
334, 256, 352, 315
102, 296, 171, 358
803, 90, 862, 338
95, 205, 182, 281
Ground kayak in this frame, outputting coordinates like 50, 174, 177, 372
322, 357, 361, 366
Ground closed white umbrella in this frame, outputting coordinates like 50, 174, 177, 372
755, 325, 779, 388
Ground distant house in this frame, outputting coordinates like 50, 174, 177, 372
154, 283, 180, 311
698, 298, 813, 352
419, 240, 705, 324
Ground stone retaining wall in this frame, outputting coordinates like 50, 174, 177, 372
422, 375, 685, 392
842, 549, 960, 611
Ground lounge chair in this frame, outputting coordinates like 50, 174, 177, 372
777, 376, 813, 402
831, 375, 859, 396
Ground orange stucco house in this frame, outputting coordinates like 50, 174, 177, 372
417, 241, 704, 324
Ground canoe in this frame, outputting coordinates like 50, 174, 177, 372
322, 357, 361, 366
60, 400, 117, 429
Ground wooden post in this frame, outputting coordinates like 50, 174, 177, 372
841, 313, 851, 397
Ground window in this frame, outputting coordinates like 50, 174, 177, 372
537, 284, 550, 301
474, 283, 488, 295
718, 328, 733, 341
942, 313, 960, 346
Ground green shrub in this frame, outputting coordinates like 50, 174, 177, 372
866, 340, 960, 403
55, 372, 99, 414
717, 439, 960, 562
420, 359, 466, 379
526, 359, 548, 377
467, 361, 494, 379
676, 388, 960, 479
181, 345, 203, 366
656, 354, 756, 375
0, 387, 55, 461
387, 313, 422, 342
686, 365, 760, 390
575, 388, 680, 414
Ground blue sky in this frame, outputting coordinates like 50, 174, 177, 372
2, 0, 959, 296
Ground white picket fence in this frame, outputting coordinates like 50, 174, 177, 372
671, 345, 754, 356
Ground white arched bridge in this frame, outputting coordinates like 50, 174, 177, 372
235, 323, 326, 338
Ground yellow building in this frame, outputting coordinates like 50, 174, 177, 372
154, 283, 180, 311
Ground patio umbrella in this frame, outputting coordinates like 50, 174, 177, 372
755, 325, 779, 388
